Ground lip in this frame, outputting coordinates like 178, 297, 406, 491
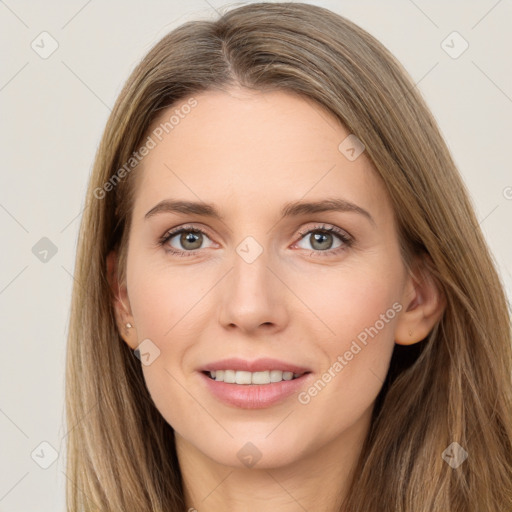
198, 358, 313, 409
200, 357, 311, 374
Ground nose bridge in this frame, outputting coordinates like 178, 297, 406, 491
231, 235, 274, 301
217, 232, 287, 331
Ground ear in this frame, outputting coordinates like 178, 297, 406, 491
106, 250, 138, 350
394, 254, 446, 345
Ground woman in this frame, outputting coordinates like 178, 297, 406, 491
65, 2, 512, 510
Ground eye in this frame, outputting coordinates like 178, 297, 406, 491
159, 225, 214, 256
158, 223, 354, 258
294, 224, 353, 257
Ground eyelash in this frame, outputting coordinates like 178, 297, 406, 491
158, 223, 354, 258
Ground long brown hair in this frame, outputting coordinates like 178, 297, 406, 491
65, 3, 512, 510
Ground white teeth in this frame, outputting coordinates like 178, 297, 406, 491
223, 369, 236, 383
252, 371, 270, 384
207, 369, 305, 384
235, 371, 252, 385
270, 370, 283, 382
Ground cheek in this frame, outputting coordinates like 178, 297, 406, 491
127, 261, 212, 340
293, 265, 401, 413
294, 261, 402, 347
126, 263, 211, 431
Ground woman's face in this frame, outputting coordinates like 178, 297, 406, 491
119, 87, 416, 469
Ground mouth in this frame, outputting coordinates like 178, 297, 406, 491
202, 369, 310, 385
198, 358, 314, 409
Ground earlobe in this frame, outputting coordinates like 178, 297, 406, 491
394, 255, 446, 346
106, 251, 137, 349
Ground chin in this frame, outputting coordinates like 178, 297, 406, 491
192, 428, 312, 470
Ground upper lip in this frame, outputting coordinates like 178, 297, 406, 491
200, 357, 311, 374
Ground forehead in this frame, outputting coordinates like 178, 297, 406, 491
131, 88, 393, 225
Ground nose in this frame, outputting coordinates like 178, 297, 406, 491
217, 246, 289, 335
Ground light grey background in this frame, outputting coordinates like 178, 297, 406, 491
1, 1, 511, 510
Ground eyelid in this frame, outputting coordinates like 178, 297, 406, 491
296, 223, 352, 242
158, 224, 216, 249
292, 224, 353, 253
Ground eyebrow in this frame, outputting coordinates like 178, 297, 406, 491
144, 197, 375, 226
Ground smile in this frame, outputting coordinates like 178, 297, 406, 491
199, 371, 313, 409
205, 369, 306, 384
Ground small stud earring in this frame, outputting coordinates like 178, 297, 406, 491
126, 323, 133, 329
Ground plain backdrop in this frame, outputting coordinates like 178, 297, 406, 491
1, 1, 511, 510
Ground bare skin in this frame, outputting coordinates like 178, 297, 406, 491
109, 87, 444, 511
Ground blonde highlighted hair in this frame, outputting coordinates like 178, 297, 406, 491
66, 2, 512, 510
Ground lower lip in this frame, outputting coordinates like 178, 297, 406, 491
199, 372, 312, 409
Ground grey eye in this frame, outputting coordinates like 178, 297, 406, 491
296, 230, 344, 251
